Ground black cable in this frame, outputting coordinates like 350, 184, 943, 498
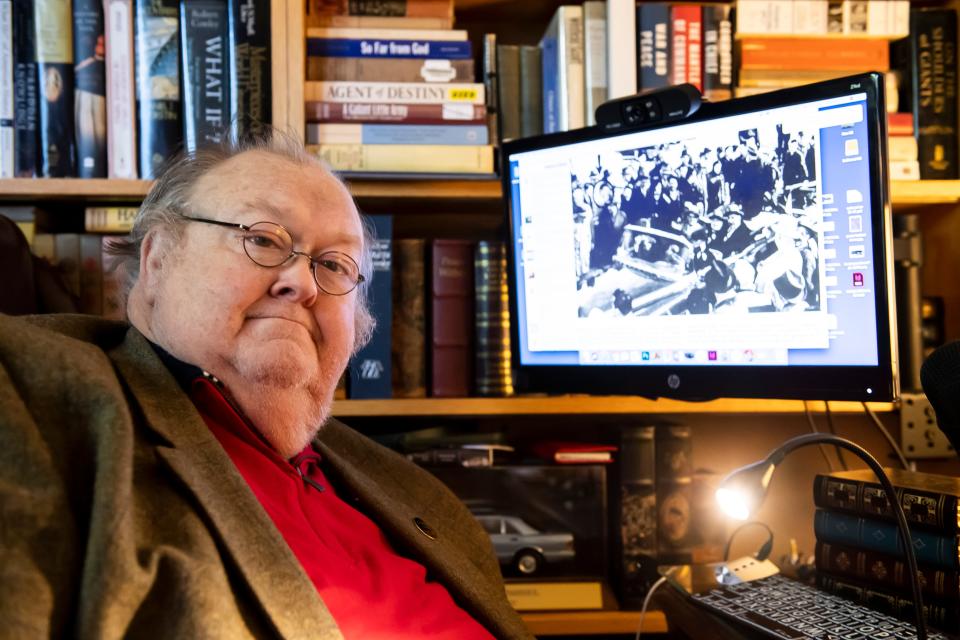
862, 402, 912, 470
723, 521, 775, 562
823, 401, 849, 470
804, 401, 836, 471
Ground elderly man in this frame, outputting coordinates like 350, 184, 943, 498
0, 135, 532, 639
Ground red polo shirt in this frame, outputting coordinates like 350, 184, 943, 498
188, 376, 494, 639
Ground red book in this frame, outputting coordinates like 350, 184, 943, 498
430, 239, 474, 397
672, 5, 702, 93
531, 441, 616, 464
888, 112, 914, 136
305, 101, 486, 125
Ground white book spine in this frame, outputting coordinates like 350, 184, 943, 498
104, 0, 137, 179
605, 0, 636, 100
559, 5, 584, 131
736, 1, 794, 34
792, 0, 828, 34
306, 27, 468, 41
582, 1, 606, 127
0, 0, 13, 178
307, 81, 484, 105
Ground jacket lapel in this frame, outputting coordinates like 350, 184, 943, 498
315, 421, 532, 640
109, 328, 343, 640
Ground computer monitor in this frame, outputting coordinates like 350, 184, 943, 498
502, 72, 897, 401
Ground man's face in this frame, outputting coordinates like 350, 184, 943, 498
147, 151, 362, 405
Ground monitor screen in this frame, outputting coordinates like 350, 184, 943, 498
502, 73, 897, 401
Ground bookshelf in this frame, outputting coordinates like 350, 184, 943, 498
4, 178, 960, 206
332, 397, 895, 418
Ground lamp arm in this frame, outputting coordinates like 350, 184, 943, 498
765, 433, 927, 640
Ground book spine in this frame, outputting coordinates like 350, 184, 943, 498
309, 15, 453, 30
73, 0, 107, 177
429, 238, 473, 397
104, 0, 137, 179
637, 3, 670, 91
816, 572, 959, 633
736, 0, 795, 34
306, 37, 470, 59
792, 0, 827, 34
684, 5, 701, 93
669, 5, 689, 88
813, 473, 960, 533
55, 233, 82, 299
228, 0, 271, 140
134, 0, 180, 179
737, 37, 890, 71
826, 0, 843, 33
79, 233, 103, 315
84, 205, 137, 232
518, 45, 542, 138
180, 0, 229, 153
814, 509, 960, 569
539, 16, 559, 134
0, 0, 12, 178
473, 241, 512, 397
306, 57, 474, 83
581, 0, 605, 127
346, 1, 453, 20
305, 81, 484, 105
616, 425, 657, 607
305, 100, 485, 125
911, 8, 959, 179
391, 238, 426, 397
558, 5, 583, 131
12, 0, 38, 177
843, 0, 868, 34
480, 32, 497, 149
816, 541, 959, 599
35, 0, 77, 177
605, 0, 635, 99
306, 123, 488, 146
655, 424, 694, 564
701, 4, 732, 102
307, 143, 493, 174
495, 44, 520, 143
306, 27, 468, 41
348, 214, 392, 399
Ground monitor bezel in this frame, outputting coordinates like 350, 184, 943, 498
501, 72, 898, 402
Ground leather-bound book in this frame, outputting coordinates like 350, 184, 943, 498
429, 238, 473, 397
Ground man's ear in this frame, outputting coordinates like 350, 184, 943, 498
138, 228, 177, 302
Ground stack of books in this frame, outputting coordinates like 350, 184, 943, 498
0, 0, 272, 180
887, 113, 919, 181
813, 467, 960, 634
302, 0, 492, 176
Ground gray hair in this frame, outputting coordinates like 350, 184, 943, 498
109, 129, 376, 352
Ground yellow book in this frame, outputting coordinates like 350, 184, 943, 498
85, 207, 139, 233
505, 581, 604, 611
308, 144, 494, 174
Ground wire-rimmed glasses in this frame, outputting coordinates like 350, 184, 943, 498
182, 215, 365, 296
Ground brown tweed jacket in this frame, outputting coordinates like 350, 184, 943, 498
0, 314, 532, 639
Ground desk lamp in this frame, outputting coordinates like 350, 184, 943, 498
715, 433, 928, 640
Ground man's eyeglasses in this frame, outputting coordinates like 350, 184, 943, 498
182, 216, 365, 296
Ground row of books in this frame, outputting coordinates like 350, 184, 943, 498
345, 226, 514, 400
0, 0, 271, 180
302, 0, 494, 176
813, 468, 960, 633
495, 0, 953, 180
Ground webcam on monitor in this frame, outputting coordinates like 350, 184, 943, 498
594, 84, 703, 133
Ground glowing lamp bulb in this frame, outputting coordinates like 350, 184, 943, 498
715, 487, 752, 521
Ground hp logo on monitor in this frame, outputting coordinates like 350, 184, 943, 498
667, 374, 681, 390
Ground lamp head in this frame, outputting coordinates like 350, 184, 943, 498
715, 458, 777, 521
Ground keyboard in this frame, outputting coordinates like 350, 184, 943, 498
689, 574, 951, 640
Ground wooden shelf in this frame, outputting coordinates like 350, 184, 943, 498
3, 178, 960, 207
331, 396, 895, 418
521, 610, 667, 636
